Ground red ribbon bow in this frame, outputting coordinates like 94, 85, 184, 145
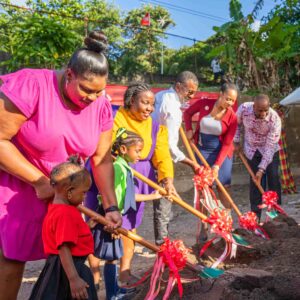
259, 191, 287, 216
200, 209, 235, 267
146, 238, 189, 300
193, 166, 219, 213
193, 166, 215, 190
206, 208, 233, 241
239, 211, 269, 239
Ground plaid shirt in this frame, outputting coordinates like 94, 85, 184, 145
234, 102, 281, 171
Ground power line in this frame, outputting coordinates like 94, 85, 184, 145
0, 2, 201, 43
141, 0, 229, 23
143, 0, 227, 21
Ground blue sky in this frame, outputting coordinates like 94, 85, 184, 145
112, 0, 276, 48
13, 0, 277, 49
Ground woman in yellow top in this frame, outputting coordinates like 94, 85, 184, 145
113, 82, 176, 283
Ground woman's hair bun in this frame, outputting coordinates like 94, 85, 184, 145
84, 30, 108, 54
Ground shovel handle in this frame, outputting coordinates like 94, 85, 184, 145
190, 142, 242, 217
179, 127, 197, 162
238, 152, 265, 195
131, 168, 208, 221
179, 127, 242, 217
78, 205, 199, 273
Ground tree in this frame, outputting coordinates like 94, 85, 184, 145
164, 42, 211, 81
117, 4, 174, 81
206, 0, 300, 93
0, 0, 123, 72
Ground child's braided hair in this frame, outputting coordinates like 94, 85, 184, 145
112, 128, 143, 155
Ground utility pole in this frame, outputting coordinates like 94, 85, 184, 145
193, 39, 197, 74
161, 44, 164, 75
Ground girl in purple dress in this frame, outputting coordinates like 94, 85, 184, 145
0, 30, 121, 299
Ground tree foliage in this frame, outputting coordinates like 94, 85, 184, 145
0, 0, 123, 71
117, 4, 174, 80
0, 0, 299, 94
205, 0, 300, 94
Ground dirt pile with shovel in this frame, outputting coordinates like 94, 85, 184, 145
133, 215, 300, 300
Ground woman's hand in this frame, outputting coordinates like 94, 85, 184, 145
186, 130, 194, 141
69, 276, 89, 300
33, 177, 54, 201
212, 165, 219, 179
104, 211, 122, 231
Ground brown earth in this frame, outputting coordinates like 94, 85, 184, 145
18, 162, 300, 299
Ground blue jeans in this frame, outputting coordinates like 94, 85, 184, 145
197, 133, 233, 185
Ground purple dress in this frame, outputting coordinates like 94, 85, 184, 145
124, 119, 159, 229
84, 118, 159, 230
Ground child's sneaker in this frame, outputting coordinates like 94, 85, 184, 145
112, 287, 137, 300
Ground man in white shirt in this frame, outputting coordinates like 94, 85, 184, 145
152, 71, 199, 245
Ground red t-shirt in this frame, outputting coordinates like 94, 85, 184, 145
42, 204, 94, 256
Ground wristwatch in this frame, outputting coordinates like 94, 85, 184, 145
104, 205, 119, 214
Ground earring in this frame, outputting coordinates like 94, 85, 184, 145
67, 191, 72, 200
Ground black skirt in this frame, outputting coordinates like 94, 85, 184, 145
29, 255, 97, 300
92, 205, 124, 261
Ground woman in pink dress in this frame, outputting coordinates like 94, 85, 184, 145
0, 31, 122, 299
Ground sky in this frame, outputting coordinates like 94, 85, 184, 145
13, 0, 277, 49
111, 0, 276, 48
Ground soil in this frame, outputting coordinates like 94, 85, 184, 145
18, 162, 300, 299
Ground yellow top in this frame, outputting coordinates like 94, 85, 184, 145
113, 107, 174, 181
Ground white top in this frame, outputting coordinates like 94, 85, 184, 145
200, 114, 222, 136
211, 59, 222, 73
152, 87, 186, 163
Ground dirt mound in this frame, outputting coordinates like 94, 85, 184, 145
133, 215, 300, 299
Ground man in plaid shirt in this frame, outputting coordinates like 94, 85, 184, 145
234, 94, 282, 219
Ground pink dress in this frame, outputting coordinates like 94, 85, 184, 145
0, 69, 113, 261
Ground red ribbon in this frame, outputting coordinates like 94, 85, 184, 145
205, 209, 233, 242
239, 211, 269, 239
146, 238, 189, 300
258, 191, 287, 216
200, 209, 235, 267
193, 166, 219, 213
193, 166, 215, 190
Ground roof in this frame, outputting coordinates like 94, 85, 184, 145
106, 84, 237, 122
280, 87, 300, 106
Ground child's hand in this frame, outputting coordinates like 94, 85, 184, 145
87, 217, 97, 229
69, 276, 89, 299
153, 190, 163, 199
111, 232, 121, 239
